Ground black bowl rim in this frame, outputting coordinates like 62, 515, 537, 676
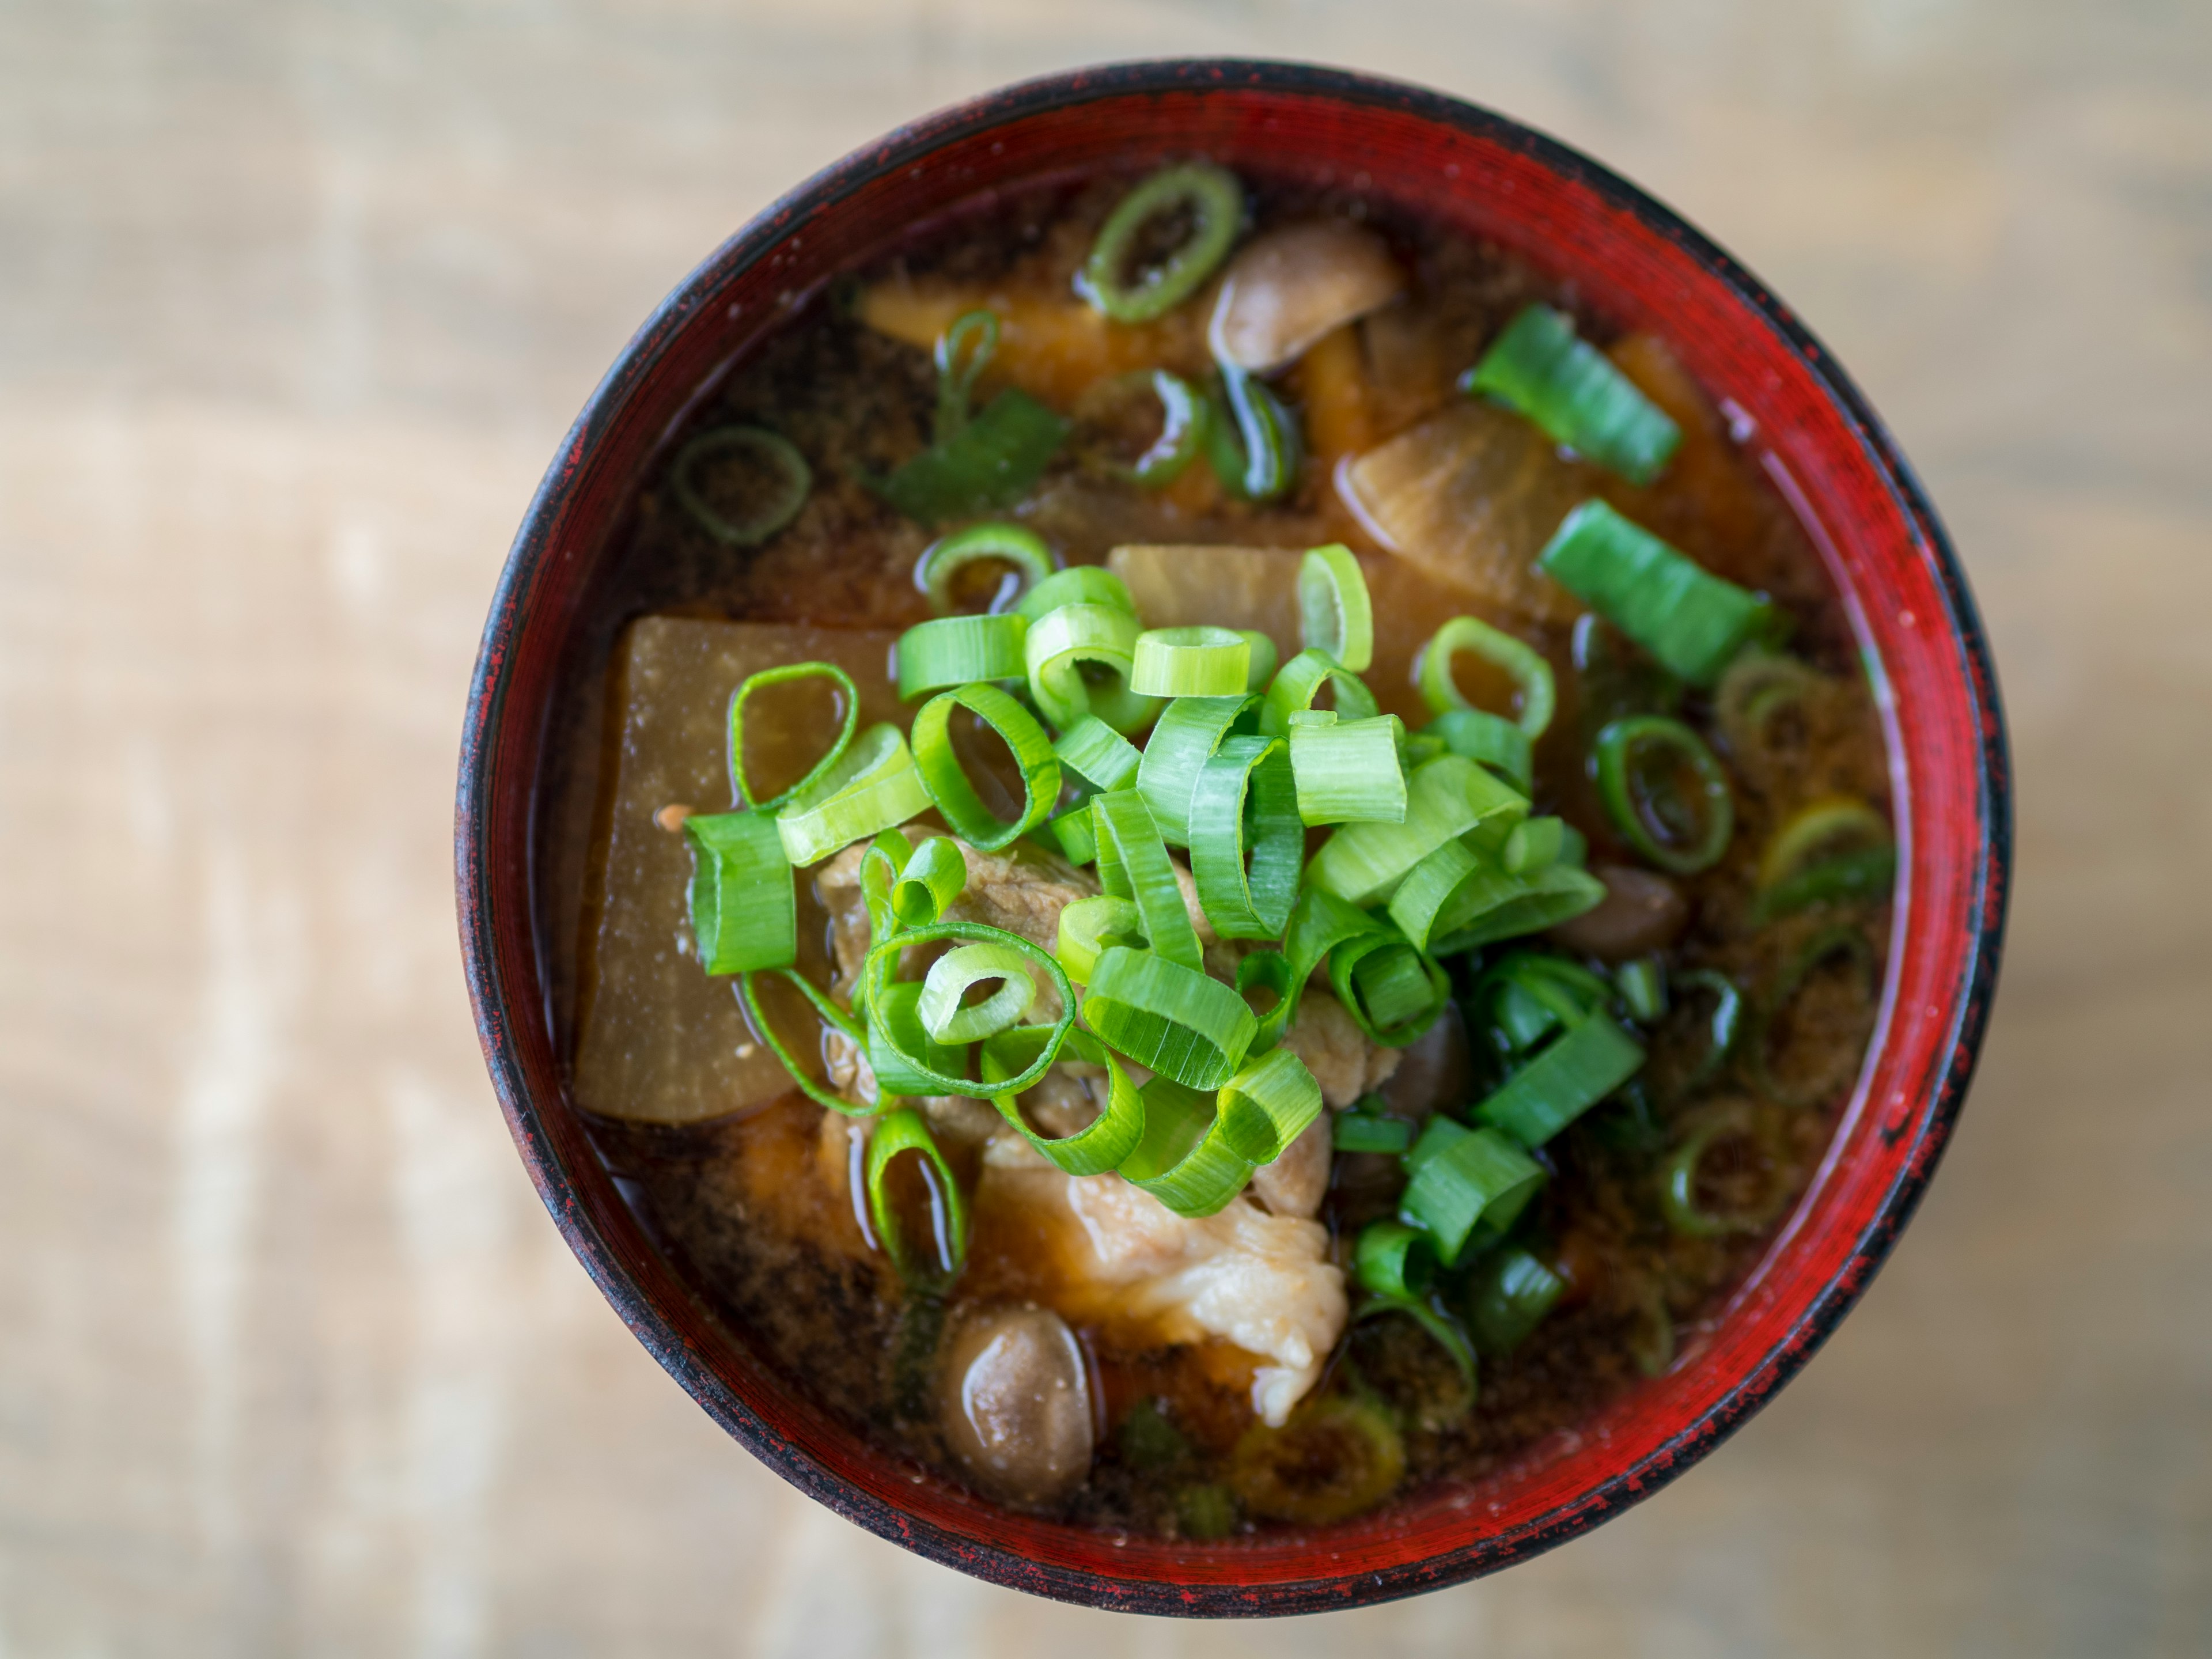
455, 55, 2012, 1616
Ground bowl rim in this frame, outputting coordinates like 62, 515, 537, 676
456, 55, 2010, 1615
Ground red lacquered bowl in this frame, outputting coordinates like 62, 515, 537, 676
456, 59, 2009, 1615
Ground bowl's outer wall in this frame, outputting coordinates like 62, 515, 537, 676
457, 60, 2008, 1615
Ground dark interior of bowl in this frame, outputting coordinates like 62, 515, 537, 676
456, 59, 2008, 1614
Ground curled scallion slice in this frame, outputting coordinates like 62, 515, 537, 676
1297, 544, 1374, 673
1399, 1116, 1546, 1266
895, 612, 1028, 701
982, 1025, 1145, 1176
1118, 1075, 1254, 1218
1416, 615, 1556, 740
671, 425, 812, 547
774, 722, 932, 866
1089, 789, 1202, 971
1075, 369, 1210, 486
727, 661, 859, 811
918, 941, 1037, 1044
1460, 304, 1681, 486
934, 309, 998, 442
683, 809, 796, 973
1025, 601, 1156, 733
1055, 894, 1143, 985
1189, 733, 1300, 940
890, 835, 967, 927
1078, 162, 1244, 323
866, 1106, 968, 1287
736, 968, 869, 1114
1081, 946, 1258, 1092
914, 522, 1055, 615
1130, 626, 1252, 698
1592, 714, 1735, 875
910, 683, 1060, 853
1659, 1100, 1787, 1237
1213, 1045, 1324, 1164
862, 920, 1075, 1098
1052, 715, 1142, 793
1354, 1221, 1437, 1301
1287, 712, 1407, 826
1207, 368, 1302, 502
1134, 693, 1259, 847
1014, 563, 1137, 623
1260, 646, 1380, 738
1463, 1246, 1568, 1356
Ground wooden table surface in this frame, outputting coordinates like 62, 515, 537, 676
3, 2, 2207, 1654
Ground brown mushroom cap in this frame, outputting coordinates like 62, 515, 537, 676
1546, 863, 1691, 960
938, 1304, 1095, 1506
1207, 222, 1406, 374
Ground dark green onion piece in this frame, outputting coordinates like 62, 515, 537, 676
1592, 714, 1735, 875
1082, 946, 1257, 1092
1015, 563, 1137, 623
873, 390, 1070, 526
1117, 1075, 1255, 1218
1207, 369, 1301, 503
910, 683, 1061, 852
1053, 715, 1142, 793
1754, 844, 1897, 923
862, 921, 1075, 1097
1660, 1101, 1786, 1238
1616, 956, 1668, 1023
1354, 1220, 1436, 1300
891, 835, 967, 927
1333, 1107, 1414, 1155
1025, 602, 1154, 732
1423, 707, 1533, 792
1672, 968, 1745, 1095
1214, 1046, 1324, 1164
1716, 647, 1827, 756
684, 810, 796, 974
1080, 369, 1210, 486
915, 522, 1055, 615
1089, 789, 1202, 971
1753, 796, 1894, 922
855, 827, 911, 978
1055, 894, 1143, 985
1748, 925, 1878, 1108
1330, 930, 1449, 1048
1189, 733, 1300, 940
1289, 713, 1408, 826
1460, 304, 1681, 486
1503, 815, 1565, 876
1416, 615, 1556, 739
1540, 501, 1782, 687
1261, 647, 1381, 738
981, 1024, 1145, 1177
1258, 887, 1384, 1049
866, 977, 971, 1098
736, 967, 868, 1114
1297, 545, 1374, 673
1474, 1014, 1646, 1147
866, 1106, 968, 1287
896, 612, 1028, 702
933, 309, 998, 443
1134, 693, 1258, 847
1305, 754, 1527, 907
1078, 162, 1243, 324
1400, 1117, 1546, 1266
672, 425, 812, 547
727, 661, 860, 812
1464, 1246, 1568, 1355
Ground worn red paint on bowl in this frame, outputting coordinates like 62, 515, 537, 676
456, 59, 2008, 1614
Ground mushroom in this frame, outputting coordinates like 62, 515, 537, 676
1207, 222, 1406, 374
1546, 863, 1690, 960
938, 1305, 1095, 1506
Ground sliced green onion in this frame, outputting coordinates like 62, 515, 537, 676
933, 309, 998, 442
1260, 647, 1380, 738
1474, 1014, 1646, 1147
1616, 956, 1667, 1022
872, 389, 1070, 526
855, 827, 911, 972
1423, 707, 1533, 791
1015, 563, 1137, 623
910, 683, 1060, 852
1263, 886, 1385, 1048
981, 1024, 1145, 1176
727, 661, 860, 811
1207, 368, 1302, 503
895, 612, 1028, 701
1540, 501, 1782, 687
1078, 369, 1209, 486
1464, 1246, 1567, 1355
863, 921, 1074, 1097
1239, 630, 1279, 692
775, 722, 933, 866
1089, 789, 1202, 971
1384, 838, 1487, 954
1351, 1294, 1478, 1397
1427, 860, 1608, 956
1234, 949, 1295, 1048
1461, 304, 1681, 484
1052, 714, 1142, 793
1306, 754, 1527, 906
683, 810, 796, 972
1416, 616, 1556, 739
1078, 162, 1243, 324
735, 968, 868, 1113
1671, 968, 1745, 1096
1753, 796, 1894, 922
1024, 601, 1155, 732
1048, 801, 1098, 865
1354, 1220, 1435, 1300
1297, 544, 1373, 673
1503, 816, 1565, 876
1593, 714, 1735, 874
672, 425, 812, 547
1753, 844, 1897, 923
1130, 626, 1252, 698
1400, 1117, 1546, 1266
915, 522, 1055, 615
1134, 693, 1257, 847
1289, 713, 1407, 826
1629, 1280, 1676, 1377
1118, 1075, 1254, 1218
1056, 894, 1143, 985
917, 940, 1037, 1044
1715, 647, 1826, 756
1749, 925, 1878, 1108
1473, 951, 1613, 1049
1659, 1100, 1784, 1237
866, 1106, 968, 1287
1214, 1045, 1324, 1164
1329, 930, 1449, 1048
1189, 733, 1300, 940
887, 835, 964, 927
1081, 946, 1257, 1091
1334, 1107, 1414, 1155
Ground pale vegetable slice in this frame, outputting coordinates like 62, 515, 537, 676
1107, 542, 1304, 665
1209, 222, 1407, 374
573, 616, 904, 1124
1340, 402, 1592, 624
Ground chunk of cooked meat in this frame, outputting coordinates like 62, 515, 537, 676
1546, 863, 1690, 960
1248, 1113, 1332, 1220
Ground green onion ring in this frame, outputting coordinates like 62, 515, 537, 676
934, 309, 998, 442
1188, 733, 1300, 940
910, 683, 1061, 852
866, 1105, 969, 1286
1423, 707, 1534, 791
1025, 601, 1157, 733
981, 1025, 1146, 1176
774, 722, 933, 867
1077, 369, 1210, 486
863, 921, 1076, 1097
890, 834, 967, 927
1427, 861, 1607, 956
1383, 838, 1487, 955
683, 809, 797, 973
1328, 930, 1449, 1049
1056, 894, 1143, 985
671, 425, 812, 547
1354, 1220, 1437, 1300
1208, 369, 1301, 503
1288, 712, 1407, 826
1615, 955, 1668, 1022
1669, 968, 1745, 1096
1715, 647, 1826, 755
1460, 304, 1681, 486
1130, 626, 1252, 698
1265, 887, 1384, 1047
736, 968, 871, 1115
1260, 647, 1380, 738
1078, 162, 1244, 324
1052, 715, 1142, 793
1473, 1013, 1646, 1148
1239, 630, 1279, 693
866, 978, 972, 1098
895, 612, 1028, 701
1752, 845, 1897, 925
1305, 754, 1527, 906
1464, 1246, 1569, 1356
1081, 946, 1257, 1091
1014, 563, 1137, 623
1297, 544, 1374, 673
1117, 1074, 1256, 1219
1593, 715, 1735, 875
1399, 1117, 1546, 1266
1416, 615, 1556, 739
1234, 949, 1297, 1051
914, 522, 1055, 615
1133, 692, 1258, 847
1759, 796, 1891, 891
1748, 925, 1878, 1108
1503, 816, 1565, 877
1660, 1100, 1786, 1237
1047, 801, 1097, 866
1333, 1105, 1414, 1155
726, 661, 860, 812
918, 941, 1037, 1044
1214, 1045, 1324, 1164
1089, 789, 1202, 971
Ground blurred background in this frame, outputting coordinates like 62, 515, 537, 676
2, 2, 2207, 1654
